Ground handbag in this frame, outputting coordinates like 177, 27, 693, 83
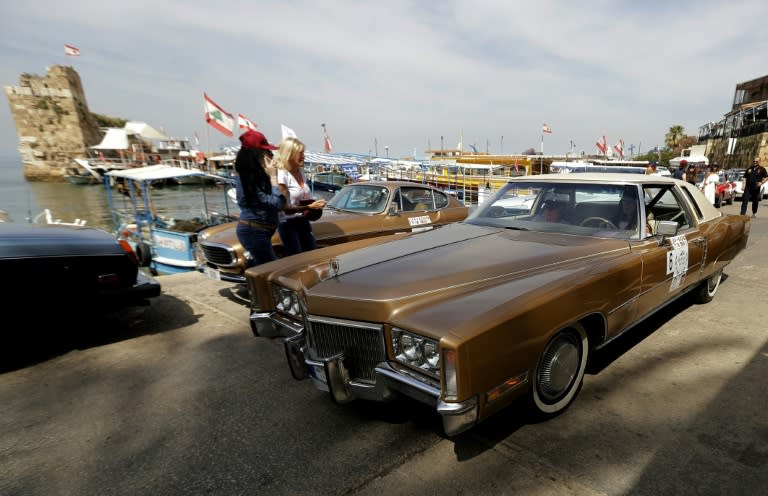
300, 199, 323, 221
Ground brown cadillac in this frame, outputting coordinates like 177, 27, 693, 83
196, 180, 468, 283
245, 174, 750, 436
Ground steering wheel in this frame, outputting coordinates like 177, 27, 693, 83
580, 216, 617, 229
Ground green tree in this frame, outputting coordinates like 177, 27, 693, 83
664, 125, 685, 149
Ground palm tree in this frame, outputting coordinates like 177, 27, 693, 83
665, 125, 685, 150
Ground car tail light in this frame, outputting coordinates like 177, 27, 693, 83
118, 239, 139, 266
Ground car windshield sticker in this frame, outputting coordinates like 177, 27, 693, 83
408, 215, 432, 227
666, 234, 688, 291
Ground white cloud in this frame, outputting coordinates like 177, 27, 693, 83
1, 0, 766, 158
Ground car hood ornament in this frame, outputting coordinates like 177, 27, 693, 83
329, 257, 340, 278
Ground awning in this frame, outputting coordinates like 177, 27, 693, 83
90, 128, 130, 150
106, 164, 205, 181
124, 121, 168, 140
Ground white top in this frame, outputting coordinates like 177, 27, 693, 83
703, 172, 718, 205
277, 168, 312, 221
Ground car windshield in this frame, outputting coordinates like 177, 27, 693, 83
466, 180, 651, 240
325, 184, 390, 213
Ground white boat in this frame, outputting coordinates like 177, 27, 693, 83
105, 164, 237, 275
32, 208, 87, 226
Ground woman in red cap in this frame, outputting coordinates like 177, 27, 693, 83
234, 130, 286, 267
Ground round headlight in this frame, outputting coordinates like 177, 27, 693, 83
402, 335, 422, 361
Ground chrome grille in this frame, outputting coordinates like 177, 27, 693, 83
306, 316, 386, 383
200, 242, 237, 267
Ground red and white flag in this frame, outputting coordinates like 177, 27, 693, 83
203, 93, 234, 137
237, 113, 258, 131
596, 135, 608, 155
64, 44, 80, 56
613, 138, 625, 159
542, 124, 552, 134
322, 123, 333, 153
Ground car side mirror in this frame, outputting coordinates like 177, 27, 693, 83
656, 220, 679, 244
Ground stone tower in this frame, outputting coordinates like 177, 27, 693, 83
4, 65, 102, 181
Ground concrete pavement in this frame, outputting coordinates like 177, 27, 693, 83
1, 200, 766, 495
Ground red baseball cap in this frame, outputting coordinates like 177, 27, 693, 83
680, 159, 688, 166
239, 130, 278, 151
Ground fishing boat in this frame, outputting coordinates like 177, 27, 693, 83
105, 164, 238, 275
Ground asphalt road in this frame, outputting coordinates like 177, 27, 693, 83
1, 200, 766, 495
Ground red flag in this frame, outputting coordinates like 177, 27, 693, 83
542, 124, 552, 134
322, 123, 333, 153
203, 93, 234, 137
64, 44, 80, 56
237, 113, 258, 131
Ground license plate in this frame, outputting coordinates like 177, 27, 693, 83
310, 364, 327, 384
203, 266, 221, 281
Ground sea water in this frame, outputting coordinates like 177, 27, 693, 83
0, 150, 239, 232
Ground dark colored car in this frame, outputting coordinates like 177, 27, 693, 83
0, 222, 161, 311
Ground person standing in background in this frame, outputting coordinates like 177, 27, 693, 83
673, 160, 687, 181
234, 130, 285, 267
702, 165, 720, 206
274, 137, 326, 255
740, 157, 768, 217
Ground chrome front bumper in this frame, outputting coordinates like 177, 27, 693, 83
271, 314, 479, 437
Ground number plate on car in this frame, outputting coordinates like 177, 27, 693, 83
204, 266, 221, 281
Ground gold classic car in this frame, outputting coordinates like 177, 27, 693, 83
196, 181, 469, 283
244, 174, 750, 436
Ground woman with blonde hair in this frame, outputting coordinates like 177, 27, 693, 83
274, 137, 326, 255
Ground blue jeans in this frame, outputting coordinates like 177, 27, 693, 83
236, 222, 277, 268
277, 217, 317, 256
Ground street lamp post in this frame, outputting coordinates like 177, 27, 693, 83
385, 146, 389, 159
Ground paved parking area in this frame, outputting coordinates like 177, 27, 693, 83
1, 201, 766, 495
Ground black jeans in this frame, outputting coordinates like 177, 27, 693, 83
740, 188, 762, 215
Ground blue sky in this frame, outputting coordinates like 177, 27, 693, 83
1, 1, 766, 159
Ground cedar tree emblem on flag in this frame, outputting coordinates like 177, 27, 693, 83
64, 44, 80, 56
322, 123, 333, 153
238, 113, 258, 131
542, 124, 552, 134
203, 93, 234, 137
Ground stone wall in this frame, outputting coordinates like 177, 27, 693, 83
4, 65, 102, 181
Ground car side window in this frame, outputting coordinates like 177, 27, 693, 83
644, 186, 693, 231
400, 187, 433, 211
434, 190, 449, 209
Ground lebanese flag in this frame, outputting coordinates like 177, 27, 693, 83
613, 139, 625, 159
322, 123, 333, 153
542, 124, 552, 134
237, 113, 257, 131
64, 44, 80, 56
203, 93, 234, 137
596, 136, 607, 155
